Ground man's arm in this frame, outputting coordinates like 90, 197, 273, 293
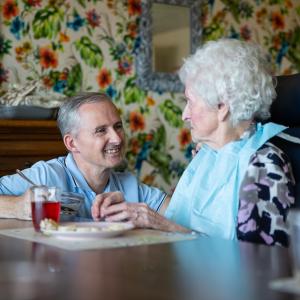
0, 189, 32, 220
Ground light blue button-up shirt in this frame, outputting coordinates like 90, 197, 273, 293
0, 153, 166, 219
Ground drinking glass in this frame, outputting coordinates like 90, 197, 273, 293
31, 186, 61, 232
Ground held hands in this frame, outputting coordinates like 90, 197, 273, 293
91, 191, 190, 233
91, 191, 162, 229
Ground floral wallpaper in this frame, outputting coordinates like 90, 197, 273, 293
0, 0, 299, 193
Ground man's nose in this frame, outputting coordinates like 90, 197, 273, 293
108, 129, 122, 143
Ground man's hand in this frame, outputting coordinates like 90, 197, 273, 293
91, 191, 124, 221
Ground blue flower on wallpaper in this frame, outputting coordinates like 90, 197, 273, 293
184, 143, 194, 161
53, 80, 67, 93
229, 27, 239, 39
0, 64, 9, 84
111, 43, 126, 60
132, 36, 141, 55
276, 41, 289, 66
106, 85, 117, 99
10, 16, 25, 40
169, 160, 185, 176
67, 13, 85, 31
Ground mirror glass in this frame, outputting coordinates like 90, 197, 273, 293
136, 0, 201, 93
152, 3, 190, 73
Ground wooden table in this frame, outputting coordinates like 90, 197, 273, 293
0, 219, 298, 300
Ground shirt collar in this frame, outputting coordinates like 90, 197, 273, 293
65, 153, 113, 194
65, 153, 93, 192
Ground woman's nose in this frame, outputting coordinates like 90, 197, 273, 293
182, 105, 190, 121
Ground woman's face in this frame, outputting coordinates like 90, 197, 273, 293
182, 86, 220, 144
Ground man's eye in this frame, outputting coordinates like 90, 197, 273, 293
95, 128, 106, 134
115, 123, 124, 131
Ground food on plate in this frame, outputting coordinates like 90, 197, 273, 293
40, 218, 126, 233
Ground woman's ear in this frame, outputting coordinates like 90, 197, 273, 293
63, 134, 79, 153
217, 102, 230, 122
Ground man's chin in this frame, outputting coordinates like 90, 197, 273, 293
106, 156, 125, 167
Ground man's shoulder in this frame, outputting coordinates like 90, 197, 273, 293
31, 156, 67, 169
28, 156, 70, 180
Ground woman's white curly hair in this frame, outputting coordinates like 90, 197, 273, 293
179, 38, 276, 126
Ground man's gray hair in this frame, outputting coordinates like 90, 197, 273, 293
57, 92, 111, 137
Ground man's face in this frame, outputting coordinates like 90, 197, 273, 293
182, 86, 219, 144
70, 101, 125, 171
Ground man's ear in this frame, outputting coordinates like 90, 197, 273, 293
217, 102, 230, 122
63, 134, 79, 153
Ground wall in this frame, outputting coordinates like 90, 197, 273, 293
0, 0, 299, 193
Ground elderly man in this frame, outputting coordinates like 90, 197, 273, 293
0, 92, 173, 224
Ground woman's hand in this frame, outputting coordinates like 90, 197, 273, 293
192, 142, 202, 157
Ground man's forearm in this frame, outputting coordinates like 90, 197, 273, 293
0, 195, 30, 220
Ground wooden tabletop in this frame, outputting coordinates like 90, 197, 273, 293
0, 219, 298, 300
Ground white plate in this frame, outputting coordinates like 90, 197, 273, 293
41, 222, 134, 239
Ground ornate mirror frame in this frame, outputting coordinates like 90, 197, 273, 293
135, 0, 202, 93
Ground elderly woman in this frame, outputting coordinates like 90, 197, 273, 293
92, 39, 295, 247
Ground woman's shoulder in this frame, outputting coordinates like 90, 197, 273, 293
250, 141, 292, 170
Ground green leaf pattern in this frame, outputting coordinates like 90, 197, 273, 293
32, 6, 63, 39
74, 36, 103, 68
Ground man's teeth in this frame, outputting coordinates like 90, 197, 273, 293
105, 148, 120, 154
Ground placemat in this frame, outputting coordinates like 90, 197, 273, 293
0, 227, 198, 251
269, 276, 300, 295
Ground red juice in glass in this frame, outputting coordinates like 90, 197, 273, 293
31, 201, 61, 231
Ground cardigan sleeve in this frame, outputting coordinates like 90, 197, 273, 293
237, 142, 295, 247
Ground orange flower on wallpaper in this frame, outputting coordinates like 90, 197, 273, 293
146, 133, 153, 141
130, 138, 140, 154
146, 96, 155, 106
39, 46, 58, 69
272, 35, 281, 50
42, 76, 54, 88
284, 0, 293, 8
106, 0, 115, 9
256, 8, 267, 24
271, 11, 285, 31
142, 174, 155, 186
240, 25, 251, 41
129, 111, 145, 131
127, 22, 138, 38
2, 0, 19, 20
128, 0, 141, 16
97, 68, 112, 88
178, 128, 191, 148
59, 32, 70, 43
25, 0, 42, 6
